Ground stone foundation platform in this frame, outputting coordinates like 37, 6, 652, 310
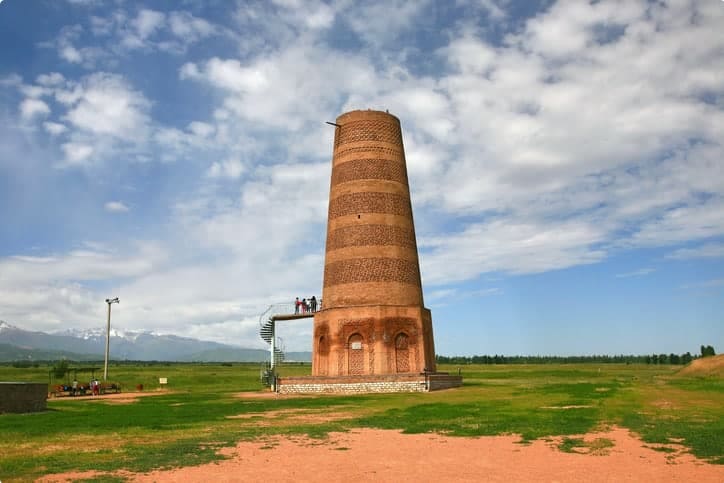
276, 372, 462, 394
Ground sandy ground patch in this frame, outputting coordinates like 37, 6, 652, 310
226, 408, 354, 425
231, 390, 313, 400
41, 426, 724, 482
51, 390, 172, 405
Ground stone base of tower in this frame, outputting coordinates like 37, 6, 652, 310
312, 305, 436, 377
275, 373, 462, 394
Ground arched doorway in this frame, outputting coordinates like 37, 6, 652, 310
316, 336, 328, 376
395, 333, 410, 373
348, 333, 364, 375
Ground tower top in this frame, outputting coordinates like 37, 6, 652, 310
335, 109, 401, 125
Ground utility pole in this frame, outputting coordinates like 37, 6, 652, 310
104, 297, 119, 380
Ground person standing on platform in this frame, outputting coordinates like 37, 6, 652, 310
295, 297, 300, 314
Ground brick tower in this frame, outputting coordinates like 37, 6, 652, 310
312, 110, 436, 376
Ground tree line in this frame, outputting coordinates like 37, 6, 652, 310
436, 345, 716, 365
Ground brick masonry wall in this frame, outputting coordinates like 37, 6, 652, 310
323, 258, 421, 286
331, 158, 408, 187
313, 305, 432, 375
333, 119, 403, 148
326, 224, 417, 251
327, 192, 412, 220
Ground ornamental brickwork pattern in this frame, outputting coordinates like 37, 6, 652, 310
348, 334, 364, 375
326, 224, 417, 251
395, 333, 410, 372
337, 318, 375, 375
331, 159, 408, 187
334, 119, 403, 148
328, 192, 412, 220
323, 258, 421, 287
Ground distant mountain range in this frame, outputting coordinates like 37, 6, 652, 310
0, 320, 311, 362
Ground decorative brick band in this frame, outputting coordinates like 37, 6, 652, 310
334, 120, 402, 147
334, 145, 403, 160
331, 159, 408, 187
328, 192, 411, 220
326, 224, 417, 251
324, 257, 421, 287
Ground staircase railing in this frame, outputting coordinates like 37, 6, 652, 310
258, 303, 295, 385
258, 302, 315, 387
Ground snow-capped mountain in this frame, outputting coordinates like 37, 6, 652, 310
0, 320, 310, 362
52, 327, 147, 342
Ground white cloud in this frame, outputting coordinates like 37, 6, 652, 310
104, 201, 129, 213
342, 1, 429, 47
0, 242, 170, 332
168, 11, 215, 41
478, 0, 506, 20
0, 73, 22, 86
666, 243, 724, 261
188, 121, 214, 138
50, 25, 105, 68
36, 72, 65, 86
626, 199, 724, 248
0, 242, 166, 287
82, 8, 219, 54
60, 45, 83, 63
62, 73, 151, 141
176, 0, 724, 291
43, 121, 68, 135
182, 45, 377, 134
206, 158, 245, 179
19, 98, 51, 120
134, 9, 165, 39
420, 218, 607, 284
615, 268, 655, 278
20, 84, 52, 98
61, 142, 94, 165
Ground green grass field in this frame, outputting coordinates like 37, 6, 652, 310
0, 362, 722, 481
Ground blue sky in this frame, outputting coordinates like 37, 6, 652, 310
0, 0, 722, 356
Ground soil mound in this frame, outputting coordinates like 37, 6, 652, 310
678, 354, 724, 377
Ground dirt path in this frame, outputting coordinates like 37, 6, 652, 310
41, 426, 723, 482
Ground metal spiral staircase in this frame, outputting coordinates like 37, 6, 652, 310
258, 302, 316, 387
259, 317, 285, 365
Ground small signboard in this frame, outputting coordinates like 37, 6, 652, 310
351, 342, 362, 350
159, 377, 168, 385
